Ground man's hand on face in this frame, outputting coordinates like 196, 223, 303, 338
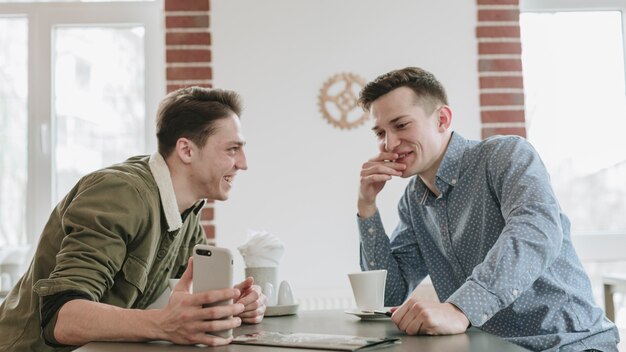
358, 151, 406, 218
234, 277, 267, 324
390, 299, 470, 336
158, 258, 244, 346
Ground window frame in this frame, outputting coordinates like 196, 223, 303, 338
0, 1, 164, 247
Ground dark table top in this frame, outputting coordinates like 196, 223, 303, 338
75, 309, 529, 352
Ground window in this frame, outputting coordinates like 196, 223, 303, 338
521, 0, 626, 327
521, 8, 626, 235
0, 16, 27, 247
53, 26, 147, 199
0, 1, 164, 252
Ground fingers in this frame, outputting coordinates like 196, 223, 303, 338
237, 290, 266, 317
358, 152, 407, 213
197, 303, 245, 321
392, 299, 425, 335
360, 152, 407, 188
365, 151, 405, 170
184, 319, 239, 346
361, 174, 392, 185
235, 285, 263, 306
392, 301, 467, 336
182, 315, 242, 336
234, 277, 254, 291
235, 285, 266, 324
238, 305, 266, 325
196, 316, 242, 333
191, 288, 241, 307
361, 161, 406, 178
405, 315, 424, 335
174, 257, 193, 293
391, 301, 409, 326
240, 314, 264, 324
238, 305, 266, 319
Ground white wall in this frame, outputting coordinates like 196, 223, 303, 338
212, 0, 480, 300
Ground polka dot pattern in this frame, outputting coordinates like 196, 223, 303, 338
357, 132, 620, 351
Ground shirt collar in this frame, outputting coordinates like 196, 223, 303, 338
148, 152, 183, 232
413, 131, 467, 204
436, 131, 467, 188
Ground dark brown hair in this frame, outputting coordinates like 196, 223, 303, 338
156, 87, 243, 157
359, 67, 448, 113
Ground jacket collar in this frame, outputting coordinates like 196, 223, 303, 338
148, 152, 183, 232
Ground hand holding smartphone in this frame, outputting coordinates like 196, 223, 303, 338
192, 244, 234, 338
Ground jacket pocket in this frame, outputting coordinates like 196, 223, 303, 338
121, 256, 149, 293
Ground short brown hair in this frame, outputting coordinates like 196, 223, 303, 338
359, 67, 448, 113
156, 87, 243, 157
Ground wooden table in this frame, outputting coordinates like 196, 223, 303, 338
76, 309, 530, 351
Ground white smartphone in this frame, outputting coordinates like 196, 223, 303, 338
192, 244, 234, 338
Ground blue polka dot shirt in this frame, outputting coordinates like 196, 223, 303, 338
358, 132, 620, 352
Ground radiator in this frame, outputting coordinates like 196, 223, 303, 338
294, 289, 356, 311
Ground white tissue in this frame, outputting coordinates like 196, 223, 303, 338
237, 229, 285, 267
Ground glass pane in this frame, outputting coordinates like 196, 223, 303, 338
53, 26, 145, 202
521, 11, 626, 234
0, 17, 27, 247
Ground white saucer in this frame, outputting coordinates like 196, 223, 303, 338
265, 304, 299, 317
344, 308, 393, 320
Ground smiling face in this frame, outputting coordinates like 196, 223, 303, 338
370, 87, 452, 182
189, 114, 247, 201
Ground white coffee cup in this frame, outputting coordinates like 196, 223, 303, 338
245, 267, 278, 295
348, 270, 387, 311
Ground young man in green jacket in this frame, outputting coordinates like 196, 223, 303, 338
0, 87, 265, 351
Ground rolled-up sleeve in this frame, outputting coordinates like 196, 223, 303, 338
358, 187, 428, 306
33, 173, 150, 338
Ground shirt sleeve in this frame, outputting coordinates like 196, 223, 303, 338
358, 187, 428, 306
33, 173, 151, 332
446, 137, 565, 327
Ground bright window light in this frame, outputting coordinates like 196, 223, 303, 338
521, 11, 626, 235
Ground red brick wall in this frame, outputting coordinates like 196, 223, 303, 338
165, 0, 215, 243
476, 0, 526, 138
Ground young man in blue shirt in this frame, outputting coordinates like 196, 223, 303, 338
356, 67, 619, 351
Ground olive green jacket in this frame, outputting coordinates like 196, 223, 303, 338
0, 153, 207, 351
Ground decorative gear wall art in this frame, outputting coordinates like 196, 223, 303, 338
318, 72, 369, 130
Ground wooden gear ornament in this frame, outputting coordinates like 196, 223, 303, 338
318, 72, 369, 130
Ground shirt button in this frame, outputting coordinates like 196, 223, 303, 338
157, 249, 167, 258
482, 314, 489, 323
368, 227, 374, 234
451, 179, 457, 185
512, 289, 519, 296
369, 261, 375, 266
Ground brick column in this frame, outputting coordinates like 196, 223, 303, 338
165, 0, 215, 243
476, 0, 526, 138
